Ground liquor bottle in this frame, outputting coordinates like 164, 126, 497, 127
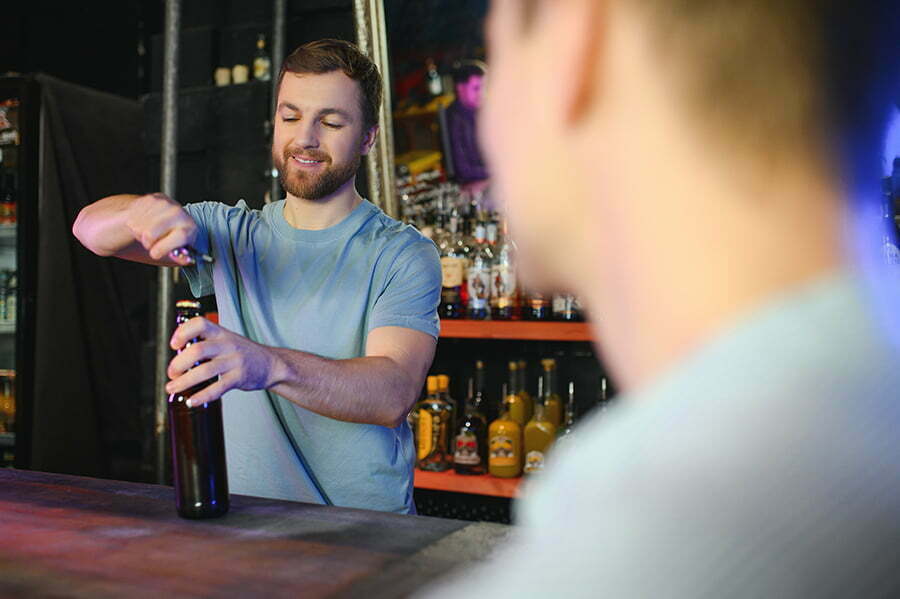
426, 58, 443, 96
517, 359, 534, 423
524, 377, 558, 474
489, 384, 523, 478
526, 291, 552, 320
491, 220, 519, 320
4, 270, 16, 323
466, 223, 493, 320
540, 358, 563, 427
437, 213, 466, 319
596, 376, 611, 413
556, 381, 578, 441
504, 361, 528, 426
453, 377, 488, 475
552, 293, 583, 321
436, 374, 458, 432
168, 300, 229, 519
414, 376, 453, 471
253, 34, 272, 81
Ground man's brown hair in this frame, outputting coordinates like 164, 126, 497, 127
278, 39, 383, 131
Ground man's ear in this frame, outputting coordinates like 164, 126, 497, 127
547, 0, 606, 126
361, 125, 379, 155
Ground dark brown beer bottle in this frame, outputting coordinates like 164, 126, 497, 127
168, 300, 229, 519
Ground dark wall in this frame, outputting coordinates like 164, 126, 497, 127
0, 1, 151, 99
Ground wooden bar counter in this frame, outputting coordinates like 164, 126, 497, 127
0, 469, 509, 598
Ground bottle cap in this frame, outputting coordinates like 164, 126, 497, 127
541, 358, 556, 370
475, 360, 484, 369
426, 376, 438, 394
175, 299, 201, 310
508, 361, 517, 371
437, 374, 450, 391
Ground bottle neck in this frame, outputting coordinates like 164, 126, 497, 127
542, 368, 555, 400
507, 368, 519, 395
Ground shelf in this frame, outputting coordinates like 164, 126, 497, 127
439, 320, 592, 342
414, 468, 522, 498
0, 323, 14, 335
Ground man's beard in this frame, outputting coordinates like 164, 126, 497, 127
274, 146, 361, 201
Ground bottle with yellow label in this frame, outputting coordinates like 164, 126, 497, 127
489, 384, 522, 478
524, 377, 558, 474
414, 376, 453, 471
540, 358, 563, 428
504, 361, 528, 426
517, 359, 534, 423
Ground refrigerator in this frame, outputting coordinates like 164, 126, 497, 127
0, 74, 155, 480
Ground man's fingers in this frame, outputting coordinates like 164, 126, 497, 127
149, 228, 193, 262
171, 316, 216, 350
184, 375, 235, 408
167, 339, 217, 379
165, 358, 221, 396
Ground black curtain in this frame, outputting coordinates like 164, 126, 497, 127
30, 75, 153, 480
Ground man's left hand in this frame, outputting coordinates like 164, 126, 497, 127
165, 317, 278, 407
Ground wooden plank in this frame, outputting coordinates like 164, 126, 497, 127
414, 468, 522, 498
439, 320, 592, 342
0, 469, 506, 598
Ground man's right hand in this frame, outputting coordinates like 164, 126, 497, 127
72, 192, 200, 267
124, 193, 199, 265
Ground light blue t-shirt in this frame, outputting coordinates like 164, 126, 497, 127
182, 199, 441, 514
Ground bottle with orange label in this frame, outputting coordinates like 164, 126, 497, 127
414, 375, 453, 471
489, 384, 523, 478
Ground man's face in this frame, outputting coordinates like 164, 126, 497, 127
456, 75, 484, 110
273, 70, 375, 200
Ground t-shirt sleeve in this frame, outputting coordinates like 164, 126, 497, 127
369, 237, 442, 338
180, 201, 218, 298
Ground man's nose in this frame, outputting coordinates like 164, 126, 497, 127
293, 120, 319, 148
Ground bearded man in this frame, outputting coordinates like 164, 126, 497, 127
73, 39, 441, 514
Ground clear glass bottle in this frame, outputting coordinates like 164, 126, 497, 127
556, 381, 578, 442
168, 300, 229, 519
414, 376, 453, 471
490, 220, 520, 320
466, 223, 493, 320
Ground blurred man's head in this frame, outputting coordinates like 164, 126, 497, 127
481, 0, 900, 386
273, 39, 382, 201
453, 63, 486, 110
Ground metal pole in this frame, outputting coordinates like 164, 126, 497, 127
155, 0, 181, 485
354, 0, 398, 218
270, 0, 287, 204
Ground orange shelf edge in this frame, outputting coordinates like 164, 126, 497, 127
439, 320, 592, 342
414, 468, 522, 498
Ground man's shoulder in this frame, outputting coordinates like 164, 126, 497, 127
359, 202, 436, 255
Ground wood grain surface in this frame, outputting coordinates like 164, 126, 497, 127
0, 469, 509, 598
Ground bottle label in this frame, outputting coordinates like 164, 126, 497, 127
454, 431, 481, 465
467, 266, 491, 309
441, 257, 465, 288
491, 265, 516, 307
417, 409, 433, 460
253, 57, 271, 80
524, 450, 546, 473
489, 435, 517, 467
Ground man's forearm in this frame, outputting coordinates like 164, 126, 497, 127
267, 347, 418, 428
72, 194, 141, 256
